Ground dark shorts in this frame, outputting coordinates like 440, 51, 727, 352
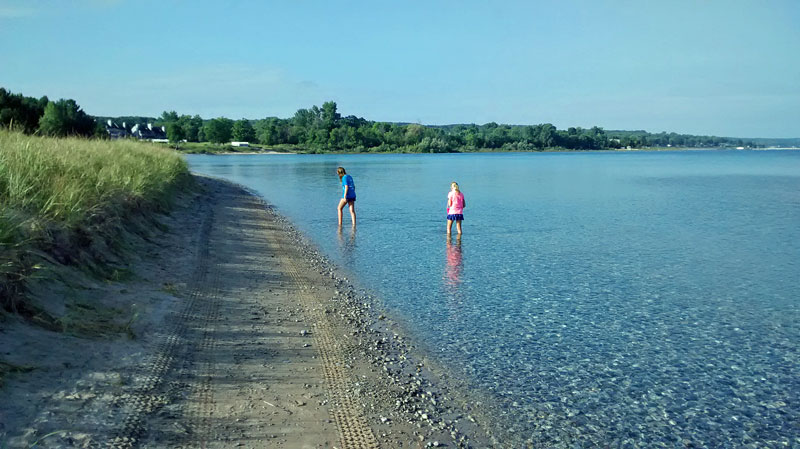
447, 214, 464, 221
344, 196, 356, 202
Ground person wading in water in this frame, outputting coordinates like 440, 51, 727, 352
337, 166, 357, 227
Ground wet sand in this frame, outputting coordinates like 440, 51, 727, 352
0, 176, 495, 448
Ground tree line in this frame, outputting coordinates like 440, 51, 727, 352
154, 102, 619, 152
155, 101, 757, 152
1, 87, 757, 151
604, 130, 751, 149
0, 88, 102, 137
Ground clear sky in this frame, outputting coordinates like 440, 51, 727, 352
1, 0, 798, 137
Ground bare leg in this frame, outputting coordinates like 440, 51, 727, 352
456, 220, 463, 234
447, 219, 453, 234
348, 200, 356, 227
337, 198, 347, 227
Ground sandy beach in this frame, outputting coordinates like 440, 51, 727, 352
0, 176, 494, 448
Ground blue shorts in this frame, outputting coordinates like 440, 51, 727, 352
447, 214, 464, 221
344, 196, 356, 202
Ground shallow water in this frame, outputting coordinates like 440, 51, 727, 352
188, 150, 800, 447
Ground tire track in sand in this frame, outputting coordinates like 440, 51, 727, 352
273, 233, 379, 449
107, 205, 217, 449
108, 182, 378, 448
182, 235, 222, 448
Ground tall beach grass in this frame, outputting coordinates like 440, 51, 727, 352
0, 129, 191, 316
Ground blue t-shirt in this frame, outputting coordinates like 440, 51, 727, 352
342, 174, 356, 199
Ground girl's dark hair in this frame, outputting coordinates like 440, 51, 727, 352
337, 166, 346, 181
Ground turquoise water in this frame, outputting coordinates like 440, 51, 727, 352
188, 151, 800, 447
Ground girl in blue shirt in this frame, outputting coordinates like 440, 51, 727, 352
337, 166, 357, 227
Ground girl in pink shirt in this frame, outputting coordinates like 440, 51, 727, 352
446, 181, 466, 234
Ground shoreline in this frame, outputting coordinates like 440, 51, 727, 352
256, 182, 522, 446
0, 175, 498, 448
205, 146, 800, 156
220, 177, 509, 446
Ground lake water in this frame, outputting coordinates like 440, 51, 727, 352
188, 150, 800, 447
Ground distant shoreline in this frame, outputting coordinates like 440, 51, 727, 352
203, 146, 800, 156
214, 150, 291, 155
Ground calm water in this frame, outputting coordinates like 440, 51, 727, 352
188, 151, 800, 447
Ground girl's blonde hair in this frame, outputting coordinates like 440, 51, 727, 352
337, 166, 346, 181
451, 182, 460, 192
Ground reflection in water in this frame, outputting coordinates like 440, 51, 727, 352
336, 226, 357, 265
444, 235, 463, 289
444, 235, 463, 322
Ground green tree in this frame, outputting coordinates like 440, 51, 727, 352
166, 121, 186, 144
356, 125, 381, 148
485, 126, 509, 148
329, 125, 359, 150
232, 119, 256, 142
38, 99, 96, 137
321, 101, 340, 131
181, 115, 203, 142
287, 125, 306, 145
292, 108, 314, 128
203, 117, 234, 144
537, 123, 557, 148
0, 88, 48, 134
93, 121, 108, 139
417, 136, 450, 153
160, 110, 179, 123
404, 124, 425, 145
255, 117, 287, 145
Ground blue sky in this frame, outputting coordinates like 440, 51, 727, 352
1, 0, 798, 137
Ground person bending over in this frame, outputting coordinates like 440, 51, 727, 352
337, 166, 357, 227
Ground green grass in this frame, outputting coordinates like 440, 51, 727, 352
0, 129, 191, 318
0, 130, 189, 225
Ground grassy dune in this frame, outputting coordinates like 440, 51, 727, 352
0, 129, 191, 317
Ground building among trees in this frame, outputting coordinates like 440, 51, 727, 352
104, 120, 130, 139
130, 123, 167, 141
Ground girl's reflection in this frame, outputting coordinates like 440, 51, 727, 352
444, 235, 464, 323
336, 226, 357, 265
444, 234, 463, 289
